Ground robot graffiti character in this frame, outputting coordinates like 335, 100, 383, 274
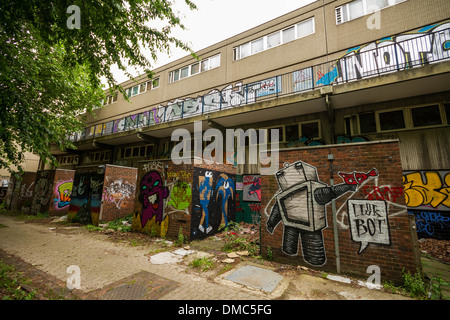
266, 161, 378, 266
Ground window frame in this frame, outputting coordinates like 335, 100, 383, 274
233, 17, 315, 61
336, 0, 407, 25
169, 54, 221, 84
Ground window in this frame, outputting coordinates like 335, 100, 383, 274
251, 38, 264, 55
233, 18, 315, 60
359, 112, 377, 133
379, 110, 405, 131
191, 62, 200, 75
301, 121, 320, 138
282, 26, 296, 43
180, 66, 189, 79
267, 32, 281, 49
285, 124, 299, 142
169, 54, 221, 83
297, 19, 315, 38
336, 0, 406, 24
411, 105, 442, 127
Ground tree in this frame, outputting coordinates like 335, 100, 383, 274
0, 0, 197, 174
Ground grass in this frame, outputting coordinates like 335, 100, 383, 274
191, 257, 215, 272
0, 260, 36, 300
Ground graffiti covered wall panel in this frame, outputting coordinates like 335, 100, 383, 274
101, 165, 138, 222
191, 166, 236, 241
132, 160, 193, 240
403, 170, 450, 239
261, 141, 420, 284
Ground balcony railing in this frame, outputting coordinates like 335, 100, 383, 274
70, 24, 450, 143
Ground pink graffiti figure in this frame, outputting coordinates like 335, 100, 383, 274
139, 171, 169, 227
338, 169, 379, 185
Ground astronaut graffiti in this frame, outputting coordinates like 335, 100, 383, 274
266, 161, 379, 266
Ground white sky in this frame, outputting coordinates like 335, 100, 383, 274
109, 0, 316, 85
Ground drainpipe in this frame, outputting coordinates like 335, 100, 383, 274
328, 152, 340, 274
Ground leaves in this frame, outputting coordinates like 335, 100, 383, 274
0, 0, 197, 173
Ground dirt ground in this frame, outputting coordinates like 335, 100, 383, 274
0, 214, 448, 300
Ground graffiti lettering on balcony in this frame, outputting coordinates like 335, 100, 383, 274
315, 21, 450, 86
403, 171, 450, 210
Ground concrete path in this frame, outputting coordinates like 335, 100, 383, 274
0, 215, 413, 300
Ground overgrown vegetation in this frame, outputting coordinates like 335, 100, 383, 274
219, 221, 259, 257
0, 260, 36, 300
191, 257, 215, 272
383, 268, 449, 300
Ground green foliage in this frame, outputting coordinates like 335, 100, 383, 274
402, 268, 427, 298
191, 257, 214, 272
266, 246, 273, 261
0, 0, 197, 173
0, 261, 36, 300
175, 227, 186, 246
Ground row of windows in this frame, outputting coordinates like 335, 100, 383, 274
168, 54, 221, 83
336, 0, 406, 24
346, 103, 450, 135
126, 78, 160, 98
233, 18, 315, 61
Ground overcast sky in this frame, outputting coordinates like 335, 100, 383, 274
109, 0, 316, 85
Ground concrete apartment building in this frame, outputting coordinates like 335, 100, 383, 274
27, 0, 449, 281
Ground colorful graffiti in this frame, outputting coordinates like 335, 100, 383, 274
242, 175, 261, 202
103, 178, 135, 210
54, 180, 73, 209
265, 161, 380, 265
313, 22, 450, 86
408, 210, 450, 239
192, 168, 236, 240
68, 169, 104, 225
403, 171, 450, 210
139, 171, 169, 227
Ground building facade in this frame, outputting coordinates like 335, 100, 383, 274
43, 0, 450, 280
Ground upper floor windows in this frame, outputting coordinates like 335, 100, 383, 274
233, 18, 315, 61
126, 77, 160, 98
335, 0, 406, 25
169, 54, 221, 83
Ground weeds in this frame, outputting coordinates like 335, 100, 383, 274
0, 260, 36, 300
220, 221, 259, 257
191, 257, 215, 272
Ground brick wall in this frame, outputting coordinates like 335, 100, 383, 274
260, 141, 421, 284
101, 165, 138, 222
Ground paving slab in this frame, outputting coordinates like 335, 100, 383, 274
225, 265, 283, 293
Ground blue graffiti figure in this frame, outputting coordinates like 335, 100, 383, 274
216, 174, 235, 228
199, 171, 213, 233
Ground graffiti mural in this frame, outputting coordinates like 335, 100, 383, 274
139, 171, 170, 227
31, 171, 51, 214
68, 168, 104, 225
266, 161, 379, 265
103, 178, 135, 210
347, 199, 390, 254
242, 175, 261, 202
54, 180, 73, 209
403, 170, 450, 210
408, 210, 450, 239
312, 21, 450, 87
403, 170, 450, 240
191, 168, 236, 240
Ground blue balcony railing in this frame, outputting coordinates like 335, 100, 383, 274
70, 23, 450, 143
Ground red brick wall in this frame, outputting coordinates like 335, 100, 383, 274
101, 165, 138, 222
260, 141, 421, 284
